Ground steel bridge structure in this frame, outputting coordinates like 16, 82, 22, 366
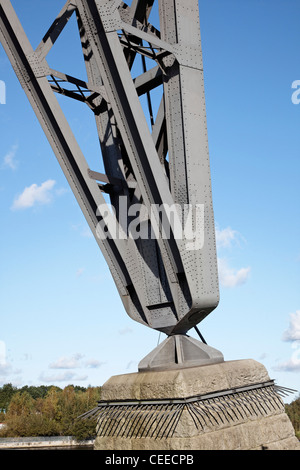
0, 0, 223, 370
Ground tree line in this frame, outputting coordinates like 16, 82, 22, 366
0, 383, 101, 441
0, 383, 299, 441
285, 395, 300, 439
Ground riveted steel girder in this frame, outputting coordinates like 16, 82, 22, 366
0, 0, 219, 336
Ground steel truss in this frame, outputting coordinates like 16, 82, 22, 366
0, 0, 219, 339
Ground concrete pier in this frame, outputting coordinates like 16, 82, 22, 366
94, 359, 300, 450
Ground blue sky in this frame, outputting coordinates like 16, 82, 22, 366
0, 0, 299, 402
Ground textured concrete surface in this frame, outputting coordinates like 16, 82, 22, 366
95, 415, 300, 450
94, 359, 300, 450
100, 359, 270, 401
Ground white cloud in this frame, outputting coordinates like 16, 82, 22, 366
118, 327, 133, 335
39, 371, 88, 383
11, 179, 56, 210
218, 258, 251, 288
259, 352, 267, 360
2, 144, 18, 170
0, 362, 11, 378
76, 268, 85, 278
215, 225, 246, 251
0, 340, 6, 366
84, 359, 105, 369
49, 353, 84, 370
275, 341, 300, 372
215, 225, 250, 288
282, 311, 300, 342
49, 353, 104, 371
275, 359, 300, 372
273, 312, 300, 372
216, 226, 239, 249
0, 341, 14, 381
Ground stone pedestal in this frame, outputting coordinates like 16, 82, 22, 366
93, 359, 300, 450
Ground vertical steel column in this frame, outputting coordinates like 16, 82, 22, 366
158, 0, 219, 332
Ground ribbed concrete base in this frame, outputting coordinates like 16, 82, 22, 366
94, 359, 300, 450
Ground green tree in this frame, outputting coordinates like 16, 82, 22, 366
0, 383, 16, 412
7, 390, 34, 416
0, 384, 101, 440
56, 385, 100, 440
1, 391, 35, 437
36, 386, 61, 421
20, 385, 55, 400
72, 387, 101, 440
286, 394, 300, 439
